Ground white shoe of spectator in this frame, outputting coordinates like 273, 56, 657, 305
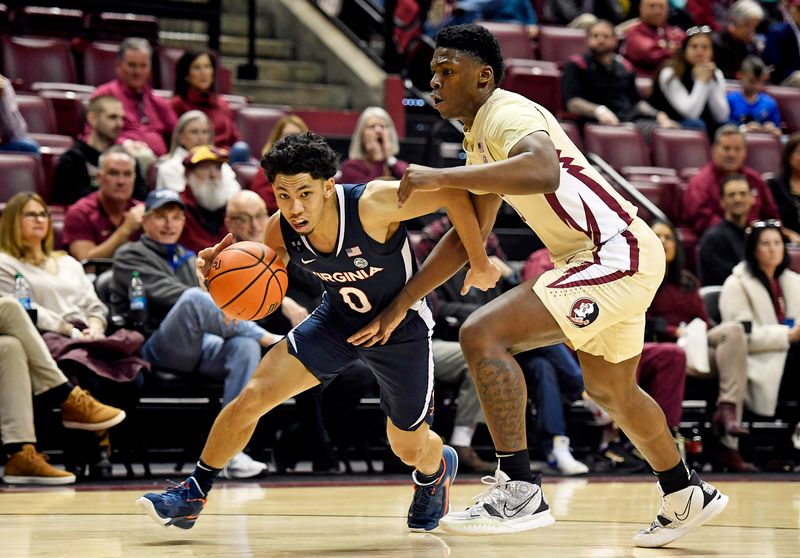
548, 436, 589, 476
221, 452, 267, 479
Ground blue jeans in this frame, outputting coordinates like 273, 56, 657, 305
0, 137, 40, 155
516, 344, 584, 453
228, 141, 251, 165
141, 288, 265, 405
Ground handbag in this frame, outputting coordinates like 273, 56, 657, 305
677, 317, 710, 373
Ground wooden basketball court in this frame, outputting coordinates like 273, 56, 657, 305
1, 477, 798, 556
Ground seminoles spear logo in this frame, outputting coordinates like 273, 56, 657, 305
567, 297, 599, 328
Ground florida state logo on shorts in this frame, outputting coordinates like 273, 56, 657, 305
567, 297, 599, 328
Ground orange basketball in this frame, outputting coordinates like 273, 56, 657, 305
206, 241, 288, 321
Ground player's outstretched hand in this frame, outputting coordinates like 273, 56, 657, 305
397, 164, 443, 206
461, 257, 503, 295
348, 300, 408, 347
196, 233, 234, 290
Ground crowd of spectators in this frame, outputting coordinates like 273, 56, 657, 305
2, 0, 800, 483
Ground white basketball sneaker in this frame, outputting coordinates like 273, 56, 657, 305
633, 470, 729, 548
439, 469, 555, 534
548, 435, 589, 476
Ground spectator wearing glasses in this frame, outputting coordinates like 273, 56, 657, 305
156, 110, 240, 194
649, 25, 730, 135
62, 147, 145, 261
339, 107, 408, 184
110, 188, 277, 479
170, 50, 250, 163
719, 220, 800, 441
92, 37, 177, 158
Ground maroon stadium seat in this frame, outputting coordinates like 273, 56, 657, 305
145, 160, 161, 190
15, 95, 58, 134
788, 244, 800, 273
38, 145, 68, 203
628, 177, 682, 223
237, 107, 289, 154
29, 133, 73, 149
765, 86, 800, 134
293, 109, 360, 137
475, 21, 535, 60
10, 6, 85, 39
744, 133, 782, 175
583, 124, 651, 170
559, 120, 583, 151
36, 89, 92, 138
82, 41, 120, 86
622, 166, 677, 179
88, 12, 159, 44
157, 46, 185, 91
651, 128, 711, 173
232, 163, 259, 190
503, 61, 562, 114
537, 26, 587, 67
0, 153, 44, 201
1, 36, 77, 90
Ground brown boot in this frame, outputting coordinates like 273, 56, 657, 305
3, 444, 76, 485
711, 446, 759, 472
61, 387, 126, 431
453, 445, 496, 474
713, 402, 749, 437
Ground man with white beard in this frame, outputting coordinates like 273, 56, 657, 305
179, 145, 241, 252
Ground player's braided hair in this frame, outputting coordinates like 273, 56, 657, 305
262, 132, 340, 183
435, 24, 505, 85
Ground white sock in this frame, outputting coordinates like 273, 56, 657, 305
450, 425, 475, 448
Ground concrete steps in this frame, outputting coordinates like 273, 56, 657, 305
221, 56, 325, 83
232, 79, 350, 109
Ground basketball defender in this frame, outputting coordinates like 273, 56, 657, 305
348, 25, 728, 547
136, 132, 501, 531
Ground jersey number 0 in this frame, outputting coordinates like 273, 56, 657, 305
339, 287, 372, 313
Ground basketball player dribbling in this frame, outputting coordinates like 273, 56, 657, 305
348, 24, 728, 547
136, 132, 502, 531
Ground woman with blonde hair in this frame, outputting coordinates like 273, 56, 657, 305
156, 110, 241, 193
340, 106, 408, 184
250, 114, 309, 213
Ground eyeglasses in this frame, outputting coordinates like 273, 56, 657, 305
21, 211, 50, 220
746, 219, 782, 234
686, 25, 712, 37
227, 212, 268, 225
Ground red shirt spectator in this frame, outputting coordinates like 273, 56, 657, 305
623, 20, 686, 75
62, 191, 142, 248
249, 169, 278, 214
93, 78, 176, 157
170, 88, 240, 150
647, 279, 710, 341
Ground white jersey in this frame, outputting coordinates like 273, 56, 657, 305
463, 88, 641, 275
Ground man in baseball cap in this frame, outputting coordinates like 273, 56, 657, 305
144, 188, 185, 213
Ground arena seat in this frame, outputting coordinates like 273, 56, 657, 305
503, 61, 562, 114
788, 244, 800, 273
0, 153, 44, 202
36, 89, 92, 138
651, 128, 711, 173
583, 124, 651, 170
475, 21, 535, 60
156, 46, 185, 91
232, 163, 259, 190
87, 12, 159, 44
766, 85, 800, 134
293, 109, 360, 137
10, 6, 85, 39
698, 285, 723, 325
29, 133, 73, 149
236, 107, 288, 153
628, 178, 682, 224
1, 36, 78, 90
15, 95, 58, 134
82, 41, 120, 86
744, 133, 782, 176
559, 120, 583, 151
537, 26, 587, 67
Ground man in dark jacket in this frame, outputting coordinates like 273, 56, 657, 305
110, 189, 276, 478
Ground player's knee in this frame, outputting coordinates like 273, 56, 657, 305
459, 315, 490, 355
231, 378, 270, 417
390, 440, 423, 466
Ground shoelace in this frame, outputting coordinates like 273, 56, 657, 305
468, 473, 509, 506
161, 479, 192, 503
410, 483, 438, 516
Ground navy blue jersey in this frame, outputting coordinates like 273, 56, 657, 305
279, 183, 421, 332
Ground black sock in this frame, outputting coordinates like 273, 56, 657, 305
36, 382, 74, 407
497, 449, 533, 482
656, 460, 691, 495
192, 459, 221, 495
415, 459, 444, 485
3, 443, 28, 456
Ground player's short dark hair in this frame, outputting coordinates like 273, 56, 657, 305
261, 132, 340, 183
436, 24, 505, 85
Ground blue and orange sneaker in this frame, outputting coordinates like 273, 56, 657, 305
407, 444, 458, 531
136, 477, 207, 529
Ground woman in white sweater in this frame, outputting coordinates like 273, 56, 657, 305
719, 220, 800, 421
649, 26, 730, 136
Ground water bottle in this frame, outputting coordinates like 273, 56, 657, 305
14, 272, 32, 309
128, 271, 148, 332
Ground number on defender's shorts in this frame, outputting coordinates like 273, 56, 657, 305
339, 286, 372, 313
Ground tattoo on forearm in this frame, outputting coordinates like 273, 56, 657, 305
474, 357, 526, 451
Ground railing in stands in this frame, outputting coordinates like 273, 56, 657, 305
2, 0, 222, 50
587, 152, 671, 226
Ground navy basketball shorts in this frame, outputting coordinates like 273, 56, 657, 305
286, 301, 435, 431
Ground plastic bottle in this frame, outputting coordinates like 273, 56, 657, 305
128, 271, 148, 331
14, 272, 32, 309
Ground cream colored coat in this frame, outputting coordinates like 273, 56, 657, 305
719, 262, 800, 416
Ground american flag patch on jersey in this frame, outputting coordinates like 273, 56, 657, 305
346, 246, 362, 257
